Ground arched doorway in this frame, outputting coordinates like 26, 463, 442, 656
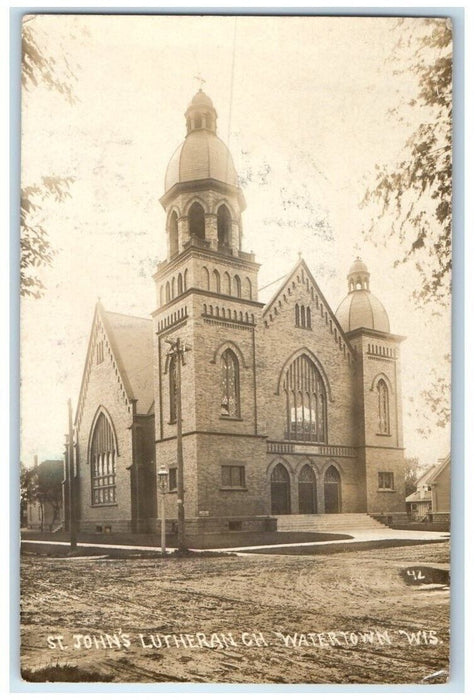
298, 464, 317, 514
324, 465, 341, 513
270, 464, 291, 515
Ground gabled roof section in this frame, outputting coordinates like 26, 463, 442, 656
102, 309, 154, 415
75, 303, 154, 430
262, 257, 355, 360
419, 455, 450, 486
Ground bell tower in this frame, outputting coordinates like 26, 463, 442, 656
336, 258, 406, 513
152, 90, 267, 526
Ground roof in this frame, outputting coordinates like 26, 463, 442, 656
406, 490, 431, 503
164, 130, 239, 192
417, 455, 450, 487
102, 309, 154, 415
335, 289, 390, 333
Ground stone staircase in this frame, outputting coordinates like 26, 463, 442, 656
277, 513, 390, 533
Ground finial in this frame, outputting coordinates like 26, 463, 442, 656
193, 73, 206, 91
298, 251, 302, 259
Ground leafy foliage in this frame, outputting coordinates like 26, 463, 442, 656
363, 18, 452, 308
22, 19, 77, 102
20, 177, 73, 298
21, 18, 77, 297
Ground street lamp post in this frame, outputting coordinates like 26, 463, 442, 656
164, 337, 191, 551
157, 465, 168, 555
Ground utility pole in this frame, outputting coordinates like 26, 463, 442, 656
164, 337, 191, 551
67, 398, 77, 550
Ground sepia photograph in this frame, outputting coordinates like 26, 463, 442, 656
18, 12, 453, 686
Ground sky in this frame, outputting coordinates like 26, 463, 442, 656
19, 13, 452, 468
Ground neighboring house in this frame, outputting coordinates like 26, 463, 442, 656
67, 89, 408, 537
406, 456, 450, 521
25, 459, 65, 531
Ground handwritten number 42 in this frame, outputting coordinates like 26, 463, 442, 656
407, 569, 425, 580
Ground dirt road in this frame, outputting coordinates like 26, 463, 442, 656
20, 542, 450, 685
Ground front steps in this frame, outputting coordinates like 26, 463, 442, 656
277, 513, 390, 533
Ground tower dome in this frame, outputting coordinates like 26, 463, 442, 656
164, 89, 239, 193
335, 257, 390, 333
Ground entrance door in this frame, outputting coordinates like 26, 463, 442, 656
298, 465, 317, 514
324, 465, 341, 513
270, 464, 291, 515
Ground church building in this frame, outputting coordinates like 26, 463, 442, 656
71, 90, 407, 536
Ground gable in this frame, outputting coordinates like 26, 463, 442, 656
75, 304, 154, 433
262, 259, 355, 364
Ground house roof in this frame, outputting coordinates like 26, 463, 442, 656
101, 308, 154, 415
416, 455, 450, 488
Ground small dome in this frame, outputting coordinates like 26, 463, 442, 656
164, 130, 239, 192
190, 89, 214, 108
335, 290, 390, 333
348, 257, 369, 276
336, 257, 390, 333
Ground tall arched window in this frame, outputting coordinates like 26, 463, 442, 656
213, 269, 221, 293
169, 356, 177, 423
234, 275, 241, 298
283, 354, 327, 442
245, 277, 252, 300
90, 412, 117, 505
306, 307, 311, 328
217, 204, 232, 248
377, 379, 390, 434
224, 271, 231, 295
221, 349, 240, 417
165, 281, 170, 303
295, 304, 300, 326
188, 202, 205, 240
169, 211, 179, 258
177, 273, 183, 295
202, 266, 210, 290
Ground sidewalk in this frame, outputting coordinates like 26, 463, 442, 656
21, 526, 449, 556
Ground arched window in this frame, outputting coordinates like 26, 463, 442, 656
217, 204, 232, 248
213, 269, 221, 293
90, 412, 116, 505
183, 269, 188, 291
165, 281, 170, 303
169, 356, 177, 423
171, 277, 175, 299
295, 304, 300, 327
224, 271, 231, 295
189, 202, 205, 240
202, 266, 210, 290
306, 307, 311, 328
221, 349, 240, 417
177, 273, 183, 295
234, 275, 241, 298
283, 354, 327, 442
377, 379, 390, 434
245, 277, 252, 300
169, 211, 179, 258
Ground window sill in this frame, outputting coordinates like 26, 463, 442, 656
220, 487, 248, 492
377, 489, 395, 493
91, 503, 118, 507
376, 433, 392, 437
295, 326, 312, 331
220, 415, 243, 422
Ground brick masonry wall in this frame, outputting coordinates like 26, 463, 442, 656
75, 316, 134, 533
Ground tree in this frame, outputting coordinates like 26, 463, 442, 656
21, 18, 77, 298
362, 18, 452, 309
404, 456, 426, 497
20, 177, 73, 298
20, 463, 39, 526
